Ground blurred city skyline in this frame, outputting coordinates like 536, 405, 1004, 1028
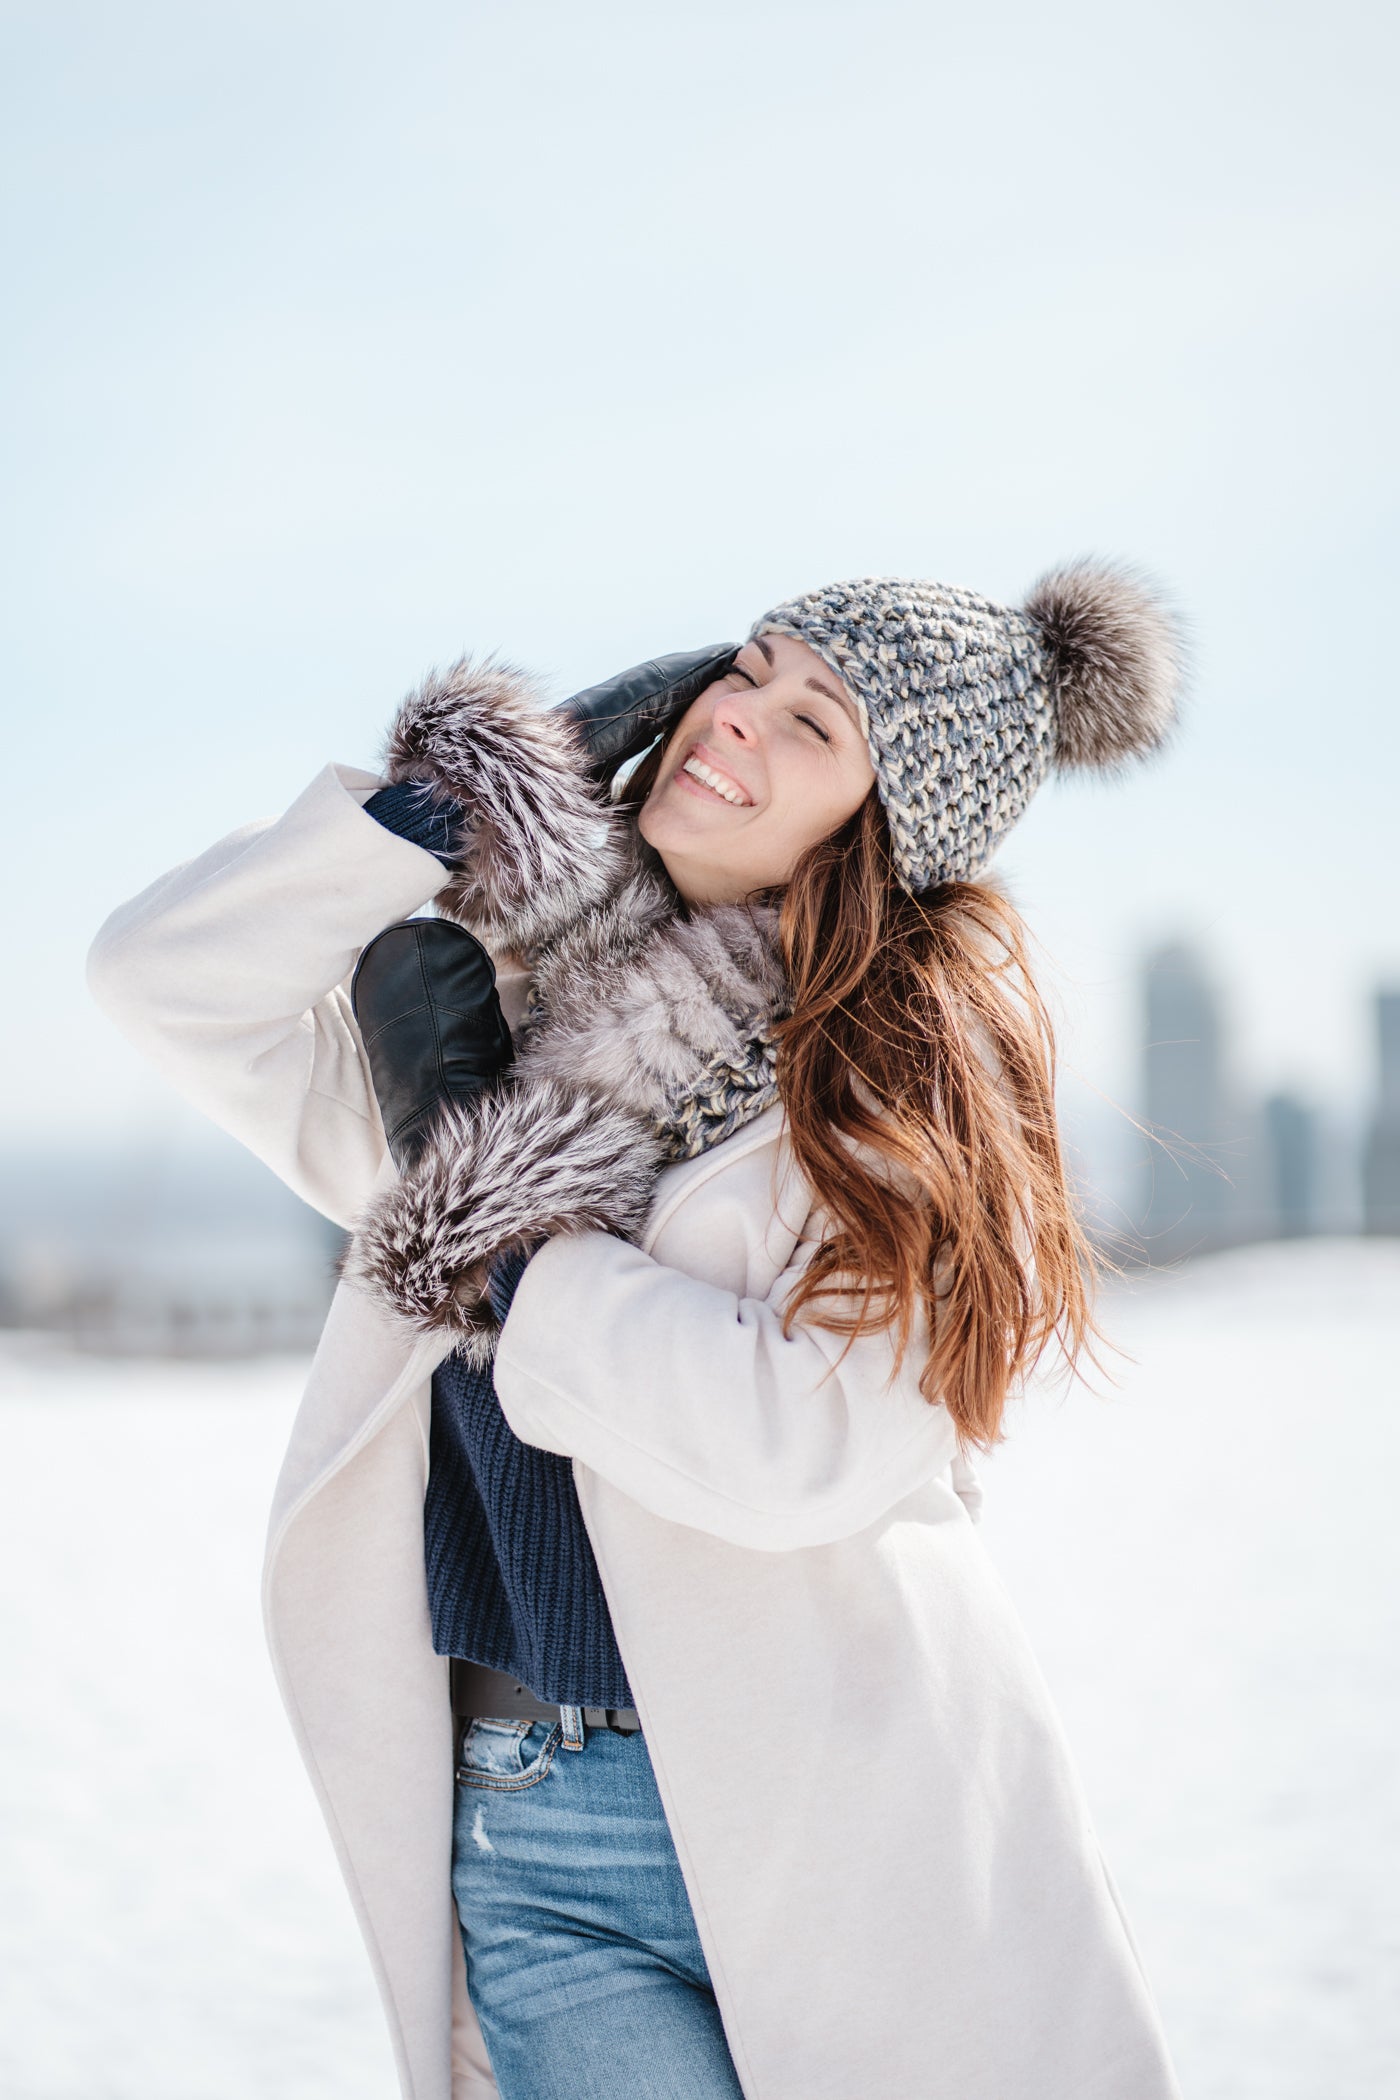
1128, 952, 1399, 1258
3, 927, 1395, 1355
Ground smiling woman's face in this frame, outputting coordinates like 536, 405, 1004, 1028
636, 631, 877, 905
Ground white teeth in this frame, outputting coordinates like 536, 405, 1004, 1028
682, 755, 748, 805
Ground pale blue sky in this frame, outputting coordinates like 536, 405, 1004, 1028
4, 0, 1397, 1169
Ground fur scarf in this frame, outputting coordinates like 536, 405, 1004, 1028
337, 655, 791, 1365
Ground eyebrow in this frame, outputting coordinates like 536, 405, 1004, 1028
750, 634, 859, 724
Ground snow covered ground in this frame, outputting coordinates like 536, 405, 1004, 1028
1, 1238, 1396, 2099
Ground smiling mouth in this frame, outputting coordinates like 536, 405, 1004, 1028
677, 751, 752, 806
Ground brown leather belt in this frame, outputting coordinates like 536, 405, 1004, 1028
450, 1656, 642, 1734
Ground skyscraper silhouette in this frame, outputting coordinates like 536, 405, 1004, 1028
1362, 987, 1400, 1234
1262, 1091, 1318, 1238
1138, 940, 1237, 1260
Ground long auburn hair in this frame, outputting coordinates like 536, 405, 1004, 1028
621, 748, 1103, 1455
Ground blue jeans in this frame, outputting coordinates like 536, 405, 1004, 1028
451, 1708, 746, 2100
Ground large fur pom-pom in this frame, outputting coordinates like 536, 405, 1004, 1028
1021, 557, 1187, 770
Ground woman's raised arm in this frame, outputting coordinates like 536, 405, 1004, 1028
84, 760, 460, 1228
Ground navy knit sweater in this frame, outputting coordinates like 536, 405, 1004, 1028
363, 779, 635, 1707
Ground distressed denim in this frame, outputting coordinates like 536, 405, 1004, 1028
451, 1711, 746, 2099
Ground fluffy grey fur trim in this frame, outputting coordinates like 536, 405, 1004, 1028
337, 1079, 665, 1359
381, 652, 629, 952
521, 878, 788, 1116
1021, 557, 1186, 770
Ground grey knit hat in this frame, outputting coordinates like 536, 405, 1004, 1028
748, 557, 1185, 895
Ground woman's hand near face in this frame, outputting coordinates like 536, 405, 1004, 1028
636, 633, 876, 906
563, 643, 740, 787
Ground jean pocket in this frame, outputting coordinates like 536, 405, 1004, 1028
456, 1715, 561, 1791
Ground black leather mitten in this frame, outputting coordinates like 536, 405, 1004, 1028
350, 918, 513, 1172
564, 642, 740, 790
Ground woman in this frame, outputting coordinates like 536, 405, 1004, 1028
86, 558, 1187, 2100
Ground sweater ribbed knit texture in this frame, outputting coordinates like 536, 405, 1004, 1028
424, 1244, 635, 1705
364, 785, 634, 1707
362, 778, 468, 864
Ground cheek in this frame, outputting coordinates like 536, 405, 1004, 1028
660, 708, 699, 763
827, 743, 877, 825
648, 706, 708, 788
735, 778, 822, 873
782, 747, 870, 843
670, 695, 715, 753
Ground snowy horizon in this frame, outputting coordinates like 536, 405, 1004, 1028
2, 1236, 1397, 2097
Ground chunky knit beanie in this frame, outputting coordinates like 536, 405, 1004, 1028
747, 557, 1185, 895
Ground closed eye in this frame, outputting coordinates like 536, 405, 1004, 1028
729, 663, 832, 745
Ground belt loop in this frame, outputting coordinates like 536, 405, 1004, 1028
559, 1703, 584, 1751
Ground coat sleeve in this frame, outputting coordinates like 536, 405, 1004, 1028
83, 761, 462, 1229
490, 1224, 968, 1551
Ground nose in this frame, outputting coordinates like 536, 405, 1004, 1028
709, 687, 758, 743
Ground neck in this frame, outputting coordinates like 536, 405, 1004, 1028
652, 847, 782, 914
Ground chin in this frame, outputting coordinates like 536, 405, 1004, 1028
637, 791, 704, 853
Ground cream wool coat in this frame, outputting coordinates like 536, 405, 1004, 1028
86, 757, 1184, 2100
